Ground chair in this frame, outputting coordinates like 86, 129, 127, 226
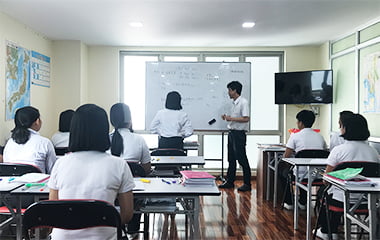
150, 148, 186, 156
23, 200, 123, 240
54, 147, 69, 156
313, 161, 380, 240
0, 163, 41, 176
281, 149, 330, 209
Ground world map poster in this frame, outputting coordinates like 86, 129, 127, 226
362, 51, 380, 113
5, 42, 31, 120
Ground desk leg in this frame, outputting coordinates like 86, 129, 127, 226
193, 197, 200, 239
306, 166, 312, 240
273, 152, 279, 208
343, 191, 351, 240
16, 195, 22, 240
266, 152, 271, 201
368, 193, 377, 240
294, 166, 299, 230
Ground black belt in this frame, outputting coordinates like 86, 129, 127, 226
229, 129, 246, 133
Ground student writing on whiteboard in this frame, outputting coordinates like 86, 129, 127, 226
150, 91, 193, 149
218, 81, 251, 192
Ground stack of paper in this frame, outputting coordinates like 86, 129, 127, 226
180, 170, 216, 186
140, 198, 177, 212
13, 173, 50, 183
326, 168, 376, 186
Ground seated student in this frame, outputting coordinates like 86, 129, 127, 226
51, 109, 74, 148
110, 103, 151, 238
48, 104, 135, 240
329, 110, 353, 151
281, 110, 327, 210
110, 103, 151, 175
2, 106, 56, 174
315, 114, 380, 240
150, 91, 193, 149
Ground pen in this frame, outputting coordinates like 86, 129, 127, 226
25, 183, 46, 188
8, 177, 15, 182
161, 179, 171, 184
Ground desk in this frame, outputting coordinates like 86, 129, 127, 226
281, 158, 327, 240
0, 177, 25, 233
256, 144, 285, 206
151, 156, 205, 169
323, 175, 380, 240
11, 177, 220, 240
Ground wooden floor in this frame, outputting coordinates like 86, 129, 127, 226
139, 180, 310, 240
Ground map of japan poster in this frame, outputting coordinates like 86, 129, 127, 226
5, 42, 31, 120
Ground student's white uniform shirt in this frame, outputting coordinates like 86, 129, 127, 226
329, 131, 345, 151
110, 128, 151, 164
286, 128, 327, 177
150, 109, 193, 138
3, 129, 56, 174
228, 96, 250, 131
327, 141, 380, 202
51, 131, 70, 148
48, 151, 135, 240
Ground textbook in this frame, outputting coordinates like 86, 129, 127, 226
180, 170, 215, 186
13, 173, 50, 183
326, 168, 376, 186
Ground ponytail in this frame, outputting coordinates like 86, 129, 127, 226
111, 129, 123, 157
11, 106, 40, 144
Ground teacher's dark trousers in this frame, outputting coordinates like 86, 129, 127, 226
226, 130, 251, 186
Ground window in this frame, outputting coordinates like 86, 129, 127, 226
120, 51, 283, 169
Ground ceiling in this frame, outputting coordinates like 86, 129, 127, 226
1, 0, 380, 47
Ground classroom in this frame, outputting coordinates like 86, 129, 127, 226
1, 1, 380, 239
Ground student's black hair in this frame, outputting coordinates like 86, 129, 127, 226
11, 106, 40, 144
165, 91, 182, 110
227, 81, 242, 95
339, 110, 354, 125
58, 109, 75, 132
341, 114, 370, 141
296, 110, 315, 128
69, 104, 110, 152
110, 103, 133, 157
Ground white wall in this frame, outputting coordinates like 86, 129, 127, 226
0, 11, 332, 147
0, 12, 54, 145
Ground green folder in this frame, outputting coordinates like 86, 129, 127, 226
327, 167, 363, 180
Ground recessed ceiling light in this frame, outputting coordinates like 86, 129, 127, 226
129, 22, 143, 28
242, 22, 255, 28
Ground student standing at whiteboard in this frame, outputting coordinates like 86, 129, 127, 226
218, 81, 251, 192
150, 91, 193, 149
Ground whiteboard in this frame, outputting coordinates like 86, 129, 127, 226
145, 62, 251, 131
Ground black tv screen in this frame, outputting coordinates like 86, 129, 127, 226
275, 70, 333, 104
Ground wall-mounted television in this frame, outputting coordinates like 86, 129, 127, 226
275, 70, 333, 104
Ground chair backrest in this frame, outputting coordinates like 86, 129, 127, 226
333, 161, 380, 177
54, 147, 69, 156
23, 200, 122, 239
127, 162, 146, 177
295, 149, 330, 158
150, 148, 186, 156
0, 163, 42, 176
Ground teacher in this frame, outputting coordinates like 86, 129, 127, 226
219, 81, 251, 192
